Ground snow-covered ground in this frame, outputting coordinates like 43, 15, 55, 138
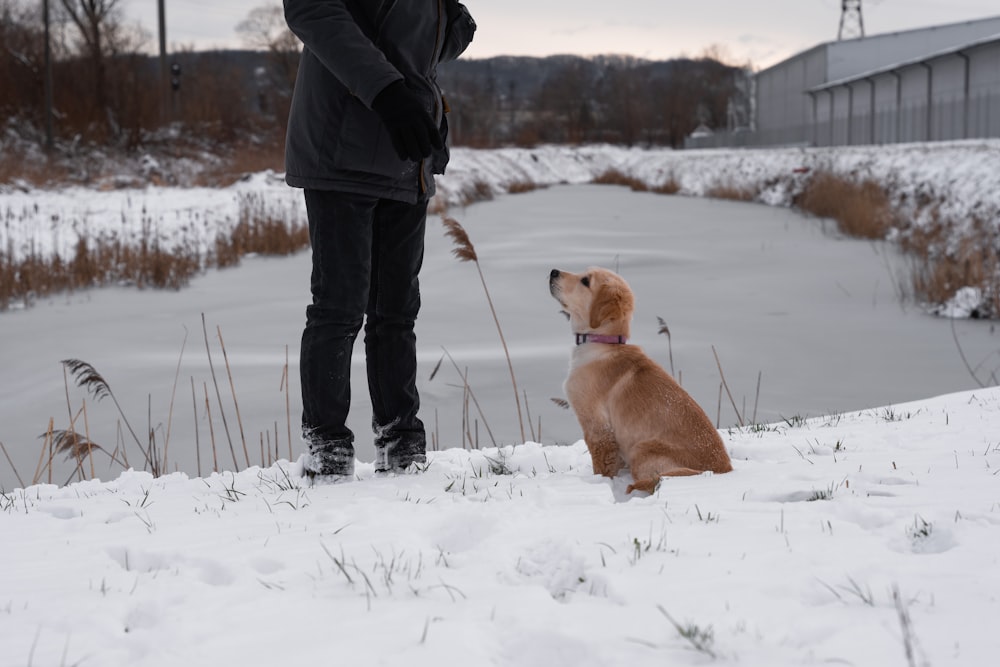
2, 143, 1000, 665
3, 387, 999, 666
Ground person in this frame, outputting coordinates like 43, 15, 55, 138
282, 0, 476, 478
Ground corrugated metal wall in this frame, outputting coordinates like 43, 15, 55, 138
687, 29, 1000, 149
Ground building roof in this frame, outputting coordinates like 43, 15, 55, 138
757, 14, 1000, 81
806, 31, 1000, 92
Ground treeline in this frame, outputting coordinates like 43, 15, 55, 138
0, 0, 296, 148
439, 55, 751, 148
1, 0, 749, 152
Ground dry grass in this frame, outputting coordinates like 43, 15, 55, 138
0, 232, 202, 310
903, 220, 1000, 316
705, 183, 756, 202
223, 192, 309, 260
652, 176, 681, 195
0, 150, 74, 188
459, 180, 495, 207
193, 140, 287, 188
592, 169, 649, 192
796, 172, 896, 239
795, 172, 997, 315
0, 191, 307, 311
507, 181, 545, 194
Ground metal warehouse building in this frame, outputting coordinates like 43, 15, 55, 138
692, 15, 1000, 148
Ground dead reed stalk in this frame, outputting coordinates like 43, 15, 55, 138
431, 347, 498, 449
0, 441, 25, 488
161, 329, 188, 473
282, 345, 292, 461
656, 316, 676, 377
204, 382, 219, 474
217, 325, 250, 468
441, 216, 526, 444
201, 313, 239, 471
712, 345, 744, 427
61, 359, 151, 472
191, 376, 202, 478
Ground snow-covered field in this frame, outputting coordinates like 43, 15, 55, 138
2, 143, 1000, 665
3, 387, 999, 666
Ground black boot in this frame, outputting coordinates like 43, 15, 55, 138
303, 435, 355, 478
374, 431, 426, 473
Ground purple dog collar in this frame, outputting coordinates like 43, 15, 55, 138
575, 333, 628, 345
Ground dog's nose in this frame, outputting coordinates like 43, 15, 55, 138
550, 269, 561, 280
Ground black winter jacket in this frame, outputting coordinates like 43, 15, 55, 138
283, 0, 476, 202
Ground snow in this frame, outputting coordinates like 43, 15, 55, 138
2, 388, 999, 666
3, 141, 1000, 264
2, 143, 1000, 665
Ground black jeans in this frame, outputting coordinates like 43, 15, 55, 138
300, 189, 426, 453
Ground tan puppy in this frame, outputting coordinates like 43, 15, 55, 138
549, 267, 732, 493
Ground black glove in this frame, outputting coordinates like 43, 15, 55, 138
371, 81, 443, 162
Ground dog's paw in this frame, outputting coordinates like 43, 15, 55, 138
626, 478, 660, 495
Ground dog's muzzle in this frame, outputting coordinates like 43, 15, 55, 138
549, 269, 562, 296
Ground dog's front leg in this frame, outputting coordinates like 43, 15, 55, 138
579, 420, 624, 477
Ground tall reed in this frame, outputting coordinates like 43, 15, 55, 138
441, 216, 526, 444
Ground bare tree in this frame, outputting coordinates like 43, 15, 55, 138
0, 0, 44, 120
237, 3, 300, 104
58, 1, 119, 120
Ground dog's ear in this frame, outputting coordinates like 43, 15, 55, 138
589, 282, 633, 329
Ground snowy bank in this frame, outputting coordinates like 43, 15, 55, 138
3, 141, 998, 314
2, 386, 999, 666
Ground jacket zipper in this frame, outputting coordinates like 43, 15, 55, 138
420, 0, 445, 195
374, 0, 397, 35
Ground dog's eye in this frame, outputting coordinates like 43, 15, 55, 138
581, 276, 590, 287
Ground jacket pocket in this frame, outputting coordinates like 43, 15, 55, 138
332, 96, 416, 180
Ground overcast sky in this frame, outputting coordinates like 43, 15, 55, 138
128, 0, 1000, 68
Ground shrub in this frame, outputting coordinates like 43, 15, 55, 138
592, 169, 648, 192
705, 184, 756, 201
797, 172, 895, 239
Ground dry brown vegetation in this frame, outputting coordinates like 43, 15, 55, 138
0, 192, 308, 311
192, 138, 287, 188
795, 172, 998, 314
902, 219, 1000, 317
592, 169, 649, 192
705, 183, 756, 202
507, 181, 545, 194
796, 172, 897, 239
652, 177, 681, 195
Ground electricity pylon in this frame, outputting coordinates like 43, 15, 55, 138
838, 0, 865, 40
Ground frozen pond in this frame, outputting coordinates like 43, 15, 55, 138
2, 184, 998, 488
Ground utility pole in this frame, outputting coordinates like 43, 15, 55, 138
158, 0, 168, 123
838, 0, 865, 40
42, 0, 54, 149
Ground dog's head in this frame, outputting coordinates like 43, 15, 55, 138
549, 267, 634, 337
